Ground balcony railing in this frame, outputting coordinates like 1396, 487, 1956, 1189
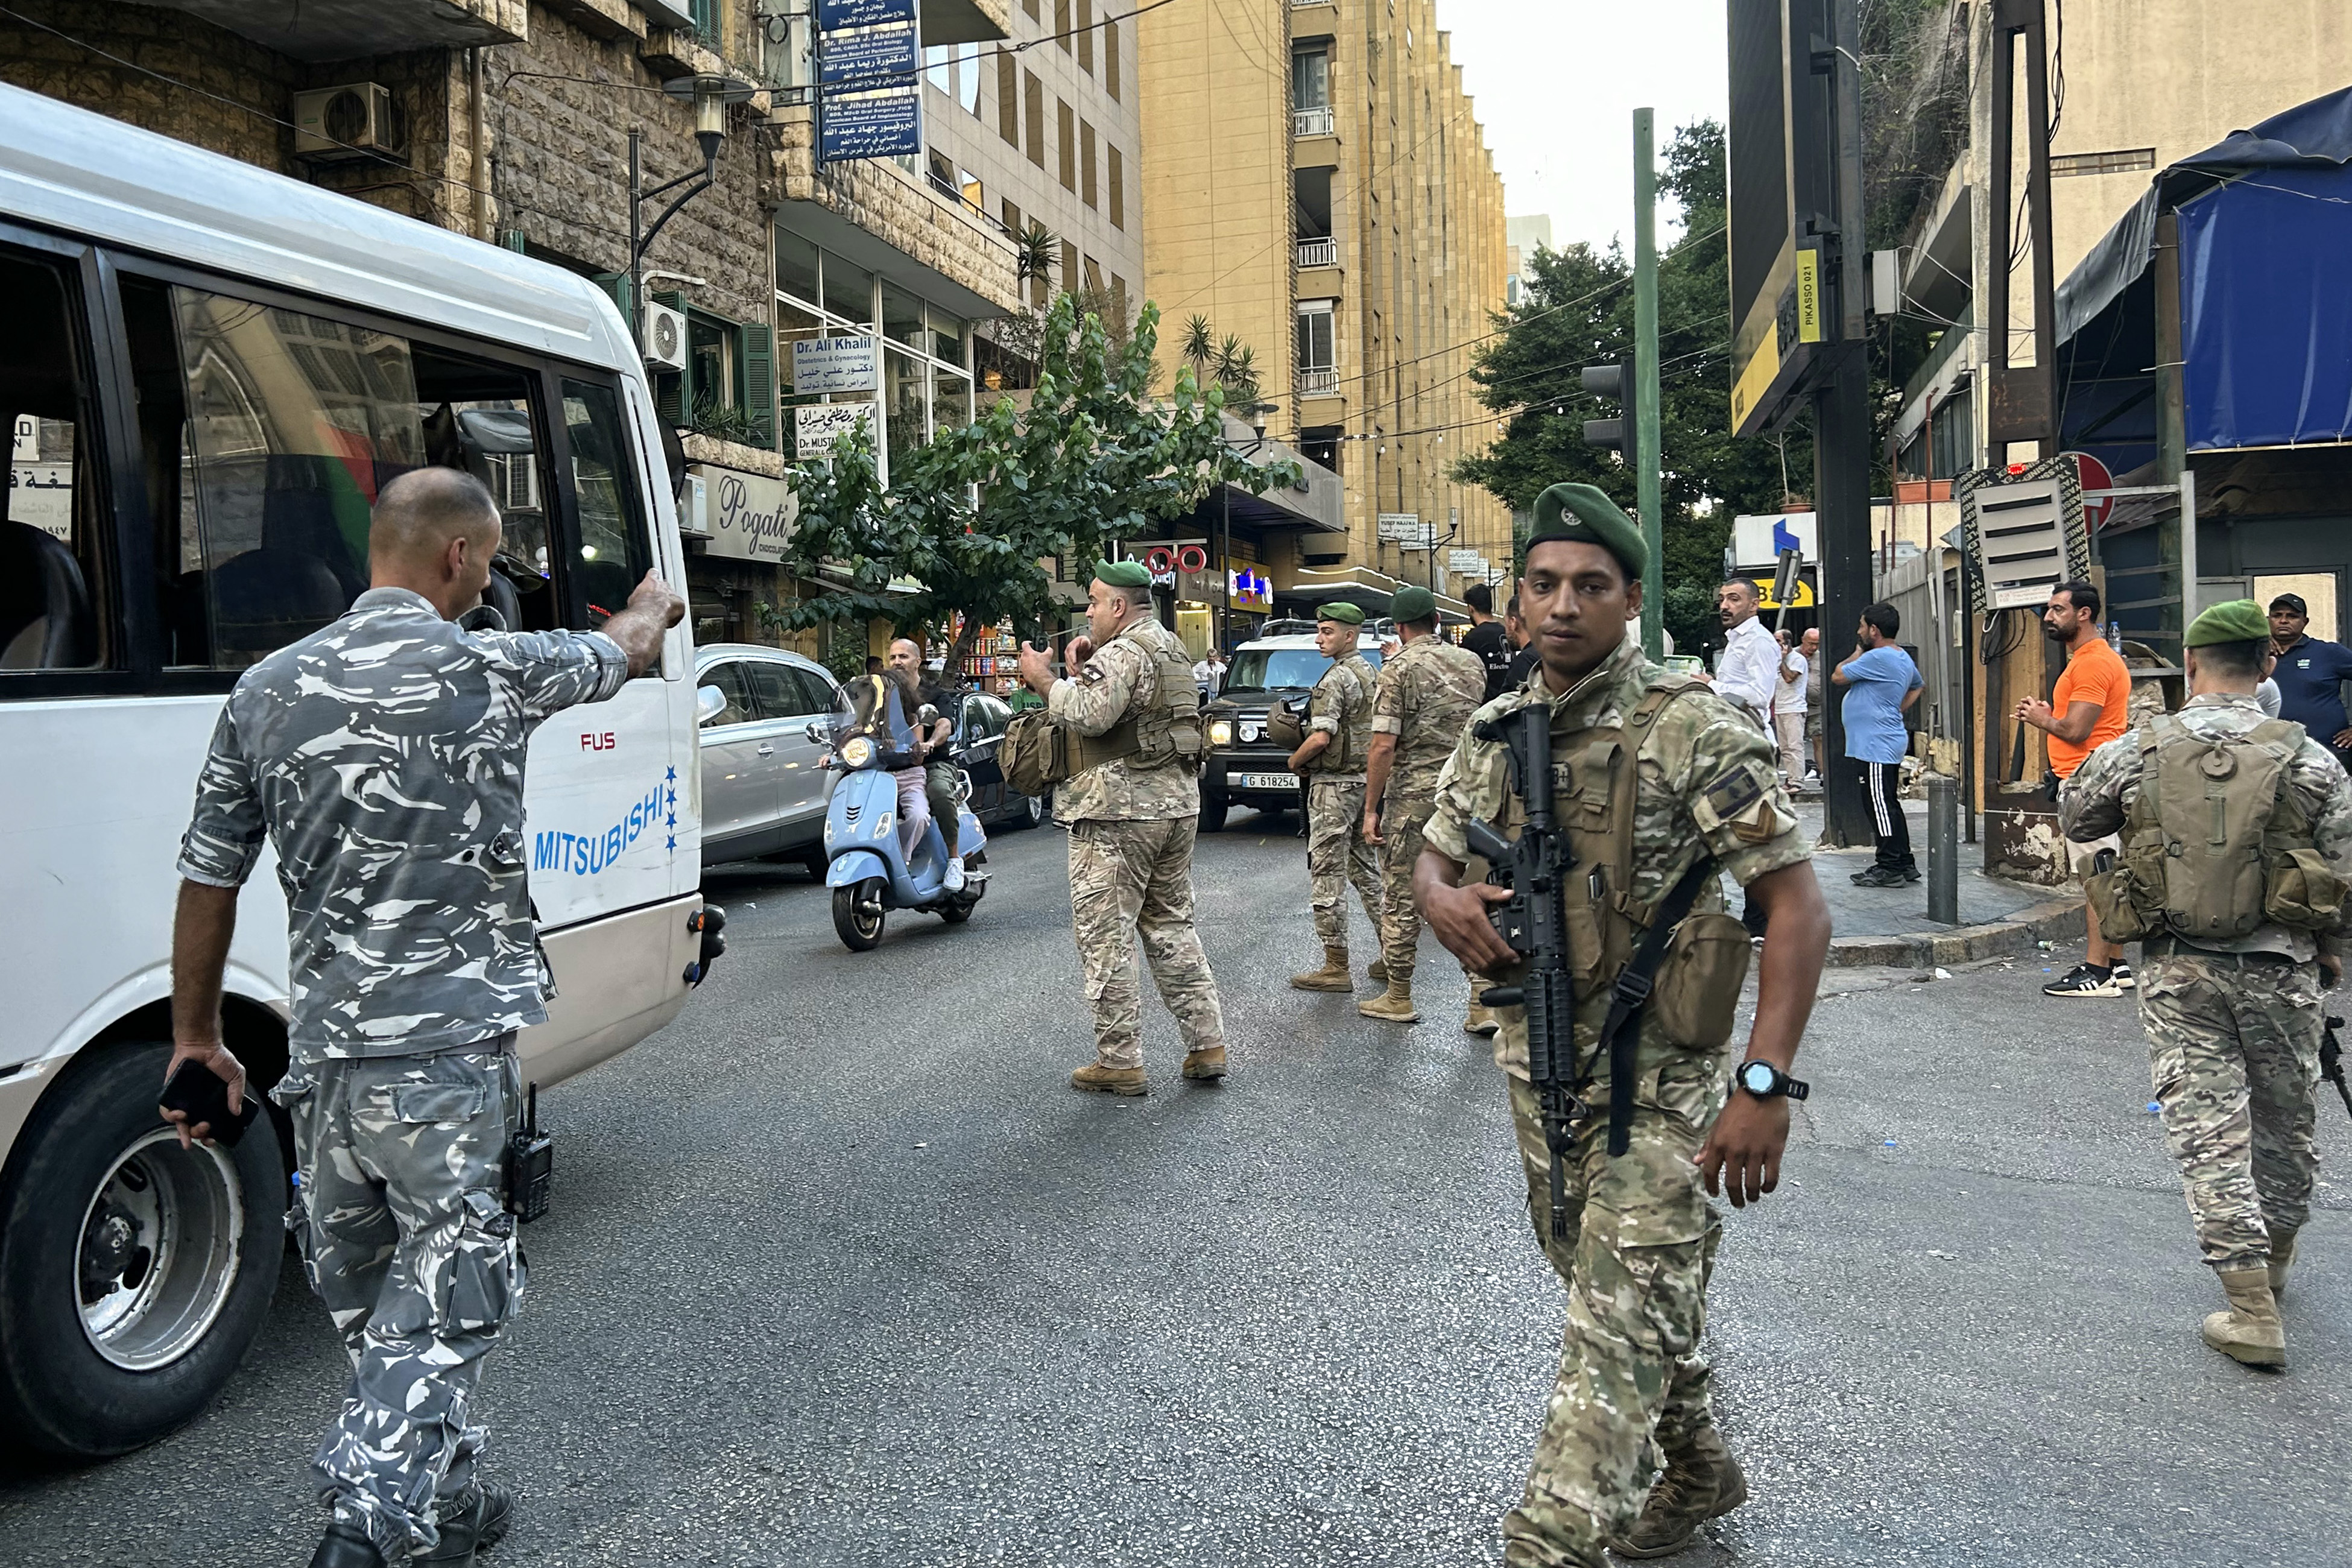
1297, 368, 1338, 396
1296, 236, 1337, 269
1292, 106, 1335, 138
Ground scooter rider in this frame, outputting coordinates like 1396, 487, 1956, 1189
890, 637, 966, 893
847, 657, 934, 870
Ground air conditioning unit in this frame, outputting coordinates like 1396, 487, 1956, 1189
294, 83, 404, 161
678, 472, 710, 537
641, 300, 689, 374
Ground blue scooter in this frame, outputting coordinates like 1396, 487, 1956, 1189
811, 701, 987, 951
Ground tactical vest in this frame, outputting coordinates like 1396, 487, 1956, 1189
1301, 656, 1374, 775
2087, 712, 2348, 943
1066, 619, 1205, 776
1493, 675, 1754, 1058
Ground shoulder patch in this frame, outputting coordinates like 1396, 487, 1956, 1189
1702, 765, 1763, 824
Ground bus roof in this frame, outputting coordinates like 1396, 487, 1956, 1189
0, 81, 633, 371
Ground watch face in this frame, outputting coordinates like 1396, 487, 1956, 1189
1739, 1061, 1778, 1096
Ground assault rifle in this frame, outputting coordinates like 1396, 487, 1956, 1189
1462, 703, 1582, 1240
2324, 1016, 2352, 1120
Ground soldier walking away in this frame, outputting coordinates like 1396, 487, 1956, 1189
1413, 484, 1831, 1566
1016, 560, 1225, 1095
2061, 599, 2352, 1371
1288, 602, 1387, 993
1462, 580, 1516, 703
163, 468, 683, 1567
1361, 584, 1487, 1026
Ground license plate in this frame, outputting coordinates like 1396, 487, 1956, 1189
1236, 772, 1299, 789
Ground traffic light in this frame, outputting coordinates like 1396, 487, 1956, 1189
1581, 362, 1635, 455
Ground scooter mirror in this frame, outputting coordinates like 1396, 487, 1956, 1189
804, 721, 829, 744
694, 684, 727, 726
916, 703, 940, 726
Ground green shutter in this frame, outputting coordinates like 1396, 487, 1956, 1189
740, 323, 776, 449
655, 372, 685, 431
592, 271, 634, 335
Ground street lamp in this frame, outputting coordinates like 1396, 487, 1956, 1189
1218, 401, 1280, 654
628, 72, 759, 338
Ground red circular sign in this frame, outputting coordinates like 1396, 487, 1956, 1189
2066, 452, 2116, 530
1177, 545, 1209, 572
1145, 546, 1175, 574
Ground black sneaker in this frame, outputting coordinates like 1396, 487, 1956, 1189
2111, 959, 2137, 990
1850, 865, 1908, 888
2043, 963, 2123, 998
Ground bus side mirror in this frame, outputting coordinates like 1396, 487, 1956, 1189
695, 684, 727, 726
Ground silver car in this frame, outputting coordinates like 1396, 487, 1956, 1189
694, 644, 841, 871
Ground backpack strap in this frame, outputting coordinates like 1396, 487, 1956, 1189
1609, 678, 1711, 926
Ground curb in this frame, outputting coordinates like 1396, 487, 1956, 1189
1826, 897, 2086, 970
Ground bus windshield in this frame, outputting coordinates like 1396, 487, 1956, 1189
1223, 645, 1383, 694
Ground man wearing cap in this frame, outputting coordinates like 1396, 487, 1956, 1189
2062, 598, 2352, 1370
2267, 592, 2352, 771
1016, 560, 1226, 1095
1286, 602, 1388, 992
1413, 482, 1831, 1565
1359, 584, 1488, 1025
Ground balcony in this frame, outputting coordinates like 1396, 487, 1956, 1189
1296, 236, 1336, 269
142, 0, 525, 59
1292, 106, 1335, 138
1297, 368, 1338, 396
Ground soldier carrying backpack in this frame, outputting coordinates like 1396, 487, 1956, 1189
2061, 598, 2352, 1371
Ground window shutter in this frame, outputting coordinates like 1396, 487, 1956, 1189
593, 271, 634, 335
741, 322, 776, 449
655, 373, 685, 430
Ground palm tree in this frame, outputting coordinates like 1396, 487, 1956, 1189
1013, 221, 1058, 300
1180, 314, 1215, 391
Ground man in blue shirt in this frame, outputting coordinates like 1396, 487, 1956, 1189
1832, 601, 1924, 887
2267, 593, 2352, 770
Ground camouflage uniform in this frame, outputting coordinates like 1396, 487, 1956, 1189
1303, 650, 1383, 949
1421, 640, 1805, 1568
2060, 691, 2352, 1272
1368, 631, 1487, 981
1050, 616, 1224, 1069
178, 586, 627, 1560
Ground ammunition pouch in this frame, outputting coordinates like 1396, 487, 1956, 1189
1648, 909, 1754, 1049
1000, 708, 1070, 798
2266, 847, 2349, 931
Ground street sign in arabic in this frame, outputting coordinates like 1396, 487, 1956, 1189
817, 0, 912, 26
1447, 548, 1488, 577
819, 24, 918, 84
795, 400, 876, 458
820, 88, 923, 162
792, 335, 879, 394
1377, 512, 1434, 549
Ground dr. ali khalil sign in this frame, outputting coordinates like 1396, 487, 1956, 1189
816, 0, 922, 164
792, 335, 879, 395
795, 401, 876, 459
689, 466, 798, 564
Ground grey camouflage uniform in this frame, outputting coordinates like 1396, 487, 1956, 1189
1304, 650, 1383, 949
1050, 616, 1224, 1069
1422, 641, 1806, 1568
2061, 691, 2352, 1272
1368, 631, 1487, 981
178, 586, 626, 1558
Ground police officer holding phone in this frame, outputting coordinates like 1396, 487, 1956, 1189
166, 468, 681, 1567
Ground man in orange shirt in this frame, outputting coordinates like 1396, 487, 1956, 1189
2017, 580, 2135, 996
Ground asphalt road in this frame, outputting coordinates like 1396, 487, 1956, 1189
5, 811, 2348, 1566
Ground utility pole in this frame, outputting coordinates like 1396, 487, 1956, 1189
1633, 107, 1664, 659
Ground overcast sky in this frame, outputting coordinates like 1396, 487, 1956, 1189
1443, 0, 1730, 254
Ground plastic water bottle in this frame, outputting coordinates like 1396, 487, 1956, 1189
2107, 620, 2123, 652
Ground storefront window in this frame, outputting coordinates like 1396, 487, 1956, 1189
881, 283, 926, 348
823, 256, 874, 326
926, 305, 966, 364
885, 347, 928, 468
776, 229, 822, 307
935, 371, 971, 435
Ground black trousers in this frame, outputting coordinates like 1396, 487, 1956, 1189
1863, 759, 1914, 870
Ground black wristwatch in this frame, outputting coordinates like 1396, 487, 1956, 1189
1735, 1060, 1810, 1101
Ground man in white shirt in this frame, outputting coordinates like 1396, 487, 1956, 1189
1772, 627, 1809, 784
1193, 650, 1226, 700
1707, 577, 1778, 730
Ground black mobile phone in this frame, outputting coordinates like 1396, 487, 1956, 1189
159, 1058, 259, 1147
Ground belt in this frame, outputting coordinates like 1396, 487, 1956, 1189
2140, 935, 2303, 967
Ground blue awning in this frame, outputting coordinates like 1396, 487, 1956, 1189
2179, 166, 2352, 448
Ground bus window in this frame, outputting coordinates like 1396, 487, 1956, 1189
560, 379, 651, 643
414, 344, 556, 634
0, 243, 107, 674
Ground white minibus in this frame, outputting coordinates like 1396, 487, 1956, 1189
0, 84, 718, 1456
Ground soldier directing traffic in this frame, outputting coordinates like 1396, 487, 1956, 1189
164, 467, 683, 1568
1412, 484, 1832, 1566
2061, 598, 2352, 1370
1287, 602, 1388, 994
1360, 584, 1488, 1026
1016, 560, 1225, 1095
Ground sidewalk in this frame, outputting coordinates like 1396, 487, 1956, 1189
1756, 794, 2084, 967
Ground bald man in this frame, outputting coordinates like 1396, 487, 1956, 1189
889, 637, 966, 888
168, 466, 682, 1568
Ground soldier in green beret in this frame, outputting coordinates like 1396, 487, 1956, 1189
1288, 601, 1388, 991
2061, 598, 2352, 1369
1412, 482, 1833, 1564
1017, 559, 1226, 1095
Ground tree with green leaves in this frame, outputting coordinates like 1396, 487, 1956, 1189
777, 293, 1300, 676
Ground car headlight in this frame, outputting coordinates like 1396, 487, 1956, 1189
1207, 718, 1233, 748
839, 735, 876, 768
1239, 722, 1262, 743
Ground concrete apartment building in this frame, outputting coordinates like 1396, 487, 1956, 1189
1138, 0, 1511, 616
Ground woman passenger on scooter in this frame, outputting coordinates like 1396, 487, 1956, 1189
845, 660, 932, 865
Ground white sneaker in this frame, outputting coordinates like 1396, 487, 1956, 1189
943, 859, 966, 893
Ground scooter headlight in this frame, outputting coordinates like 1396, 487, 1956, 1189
839, 735, 876, 769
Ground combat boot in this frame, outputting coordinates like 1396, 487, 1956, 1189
1070, 1062, 1148, 1096
308, 1523, 385, 1568
1463, 1002, 1500, 1037
423, 1482, 516, 1563
1290, 946, 1356, 991
2269, 1230, 2299, 1299
1610, 1426, 1749, 1559
2202, 1266, 2286, 1368
1181, 1046, 1227, 1081
1366, 955, 1388, 983
1358, 981, 1420, 1023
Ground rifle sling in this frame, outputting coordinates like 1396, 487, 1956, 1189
1594, 856, 1718, 1157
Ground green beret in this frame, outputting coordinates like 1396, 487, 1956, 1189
2185, 598, 2270, 647
1093, 558, 1151, 589
1389, 586, 1436, 624
1530, 482, 1648, 579
1316, 602, 1365, 626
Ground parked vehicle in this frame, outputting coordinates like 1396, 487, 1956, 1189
1197, 619, 1389, 830
946, 686, 1051, 830
0, 85, 716, 1458
814, 697, 989, 950
694, 645, 842, 871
